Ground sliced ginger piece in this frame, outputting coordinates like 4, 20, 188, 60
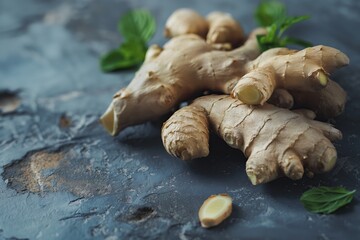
198, 194, 232, 228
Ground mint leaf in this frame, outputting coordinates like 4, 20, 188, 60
119, 40, 147, 60
100, 9, 156, 72
300, 186, 356, 214
255, 0, 286, 27
119, 9, 156, 43
278, 15, 310, 35
254, 0, 312, 52
100, 40, 146, 72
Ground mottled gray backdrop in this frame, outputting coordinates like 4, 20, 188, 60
0, 0, 359, 239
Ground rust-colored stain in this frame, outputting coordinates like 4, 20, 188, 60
2, 148, 111, 197
59, 114, 71, 128
19, 151, 62, 193
0, 90, 21, 113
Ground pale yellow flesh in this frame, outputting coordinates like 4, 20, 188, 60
247, 172, 258, 185
100, 106, 115, 136
199, 194, 232, 228
237, 85, 262, 105
317, 71, 328, 86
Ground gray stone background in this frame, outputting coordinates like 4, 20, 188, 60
0, 0, 359, 239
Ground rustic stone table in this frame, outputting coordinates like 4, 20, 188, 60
1, 0, 359, 239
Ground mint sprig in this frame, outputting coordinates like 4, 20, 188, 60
119, 9, 156, 43
100, 9, 156, 72
255, 0, 312, 52
300, 186, 356, 214
255, 0, 285, 27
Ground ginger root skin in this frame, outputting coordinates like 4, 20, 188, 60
100, 29, 263, 135
101, 37, 348, 135
162, 95, 342, 185
100, 9, 349, 136
206, 11, 244, 48
165, 9, 245, 50
164, 9, 209, 38
231, 46, 349, 106
162, 106, 210, 160
290, 79, 347, 120
268, 89, 294, 109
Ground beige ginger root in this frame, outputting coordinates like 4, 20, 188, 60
206, 11, 244, 48
100, 9, 348, 136
100, 30, 348, 135
100, 29, 264, 135
165, 9, 244, 49
162, 95, 342, 185
231, 46, 349, 106
289, 80, 347, 120
164, 9, 209, 38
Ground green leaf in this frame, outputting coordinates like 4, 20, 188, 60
255, 0, 286, 27
100, 40, 147, 72
278, 15, 310, 36
256, 23, 286, 51
254, 0, 311, 51
119, 9, 156, 43
300, 186, 356, 214
99, 9, 156, 72
257, 34, 281, 52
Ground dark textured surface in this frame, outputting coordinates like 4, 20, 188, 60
1, 0, 360, 239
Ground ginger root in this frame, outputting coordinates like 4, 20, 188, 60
162, 95, 342, 185
100, 10, 348, 135
99, 8, 350, 185
165, 9, 244, 49
100, 28, 263, 135
206, 11, 244, 48
164, 9, 209, 38
231, 46, 349, 106
100, 31, 348, 135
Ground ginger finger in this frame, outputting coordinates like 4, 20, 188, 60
163, 95, 342, 185
206, 11, 244, 48
232, 66, 276, 105
278, 150, 304, 180
290, 79, 347, 119
164, 9, 208, 38
308, 120, 342, 141
161, 105, 210, 160
246, 150, 279, 185
268, 89, 294, 109
232, 46, 349, 105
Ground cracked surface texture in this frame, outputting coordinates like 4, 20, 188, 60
0, 0, 359, 239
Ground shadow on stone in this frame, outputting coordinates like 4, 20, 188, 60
120, 206, 157, 223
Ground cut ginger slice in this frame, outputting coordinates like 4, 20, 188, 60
198, 194, 232, 228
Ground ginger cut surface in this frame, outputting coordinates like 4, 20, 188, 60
198, 194, 232, 228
